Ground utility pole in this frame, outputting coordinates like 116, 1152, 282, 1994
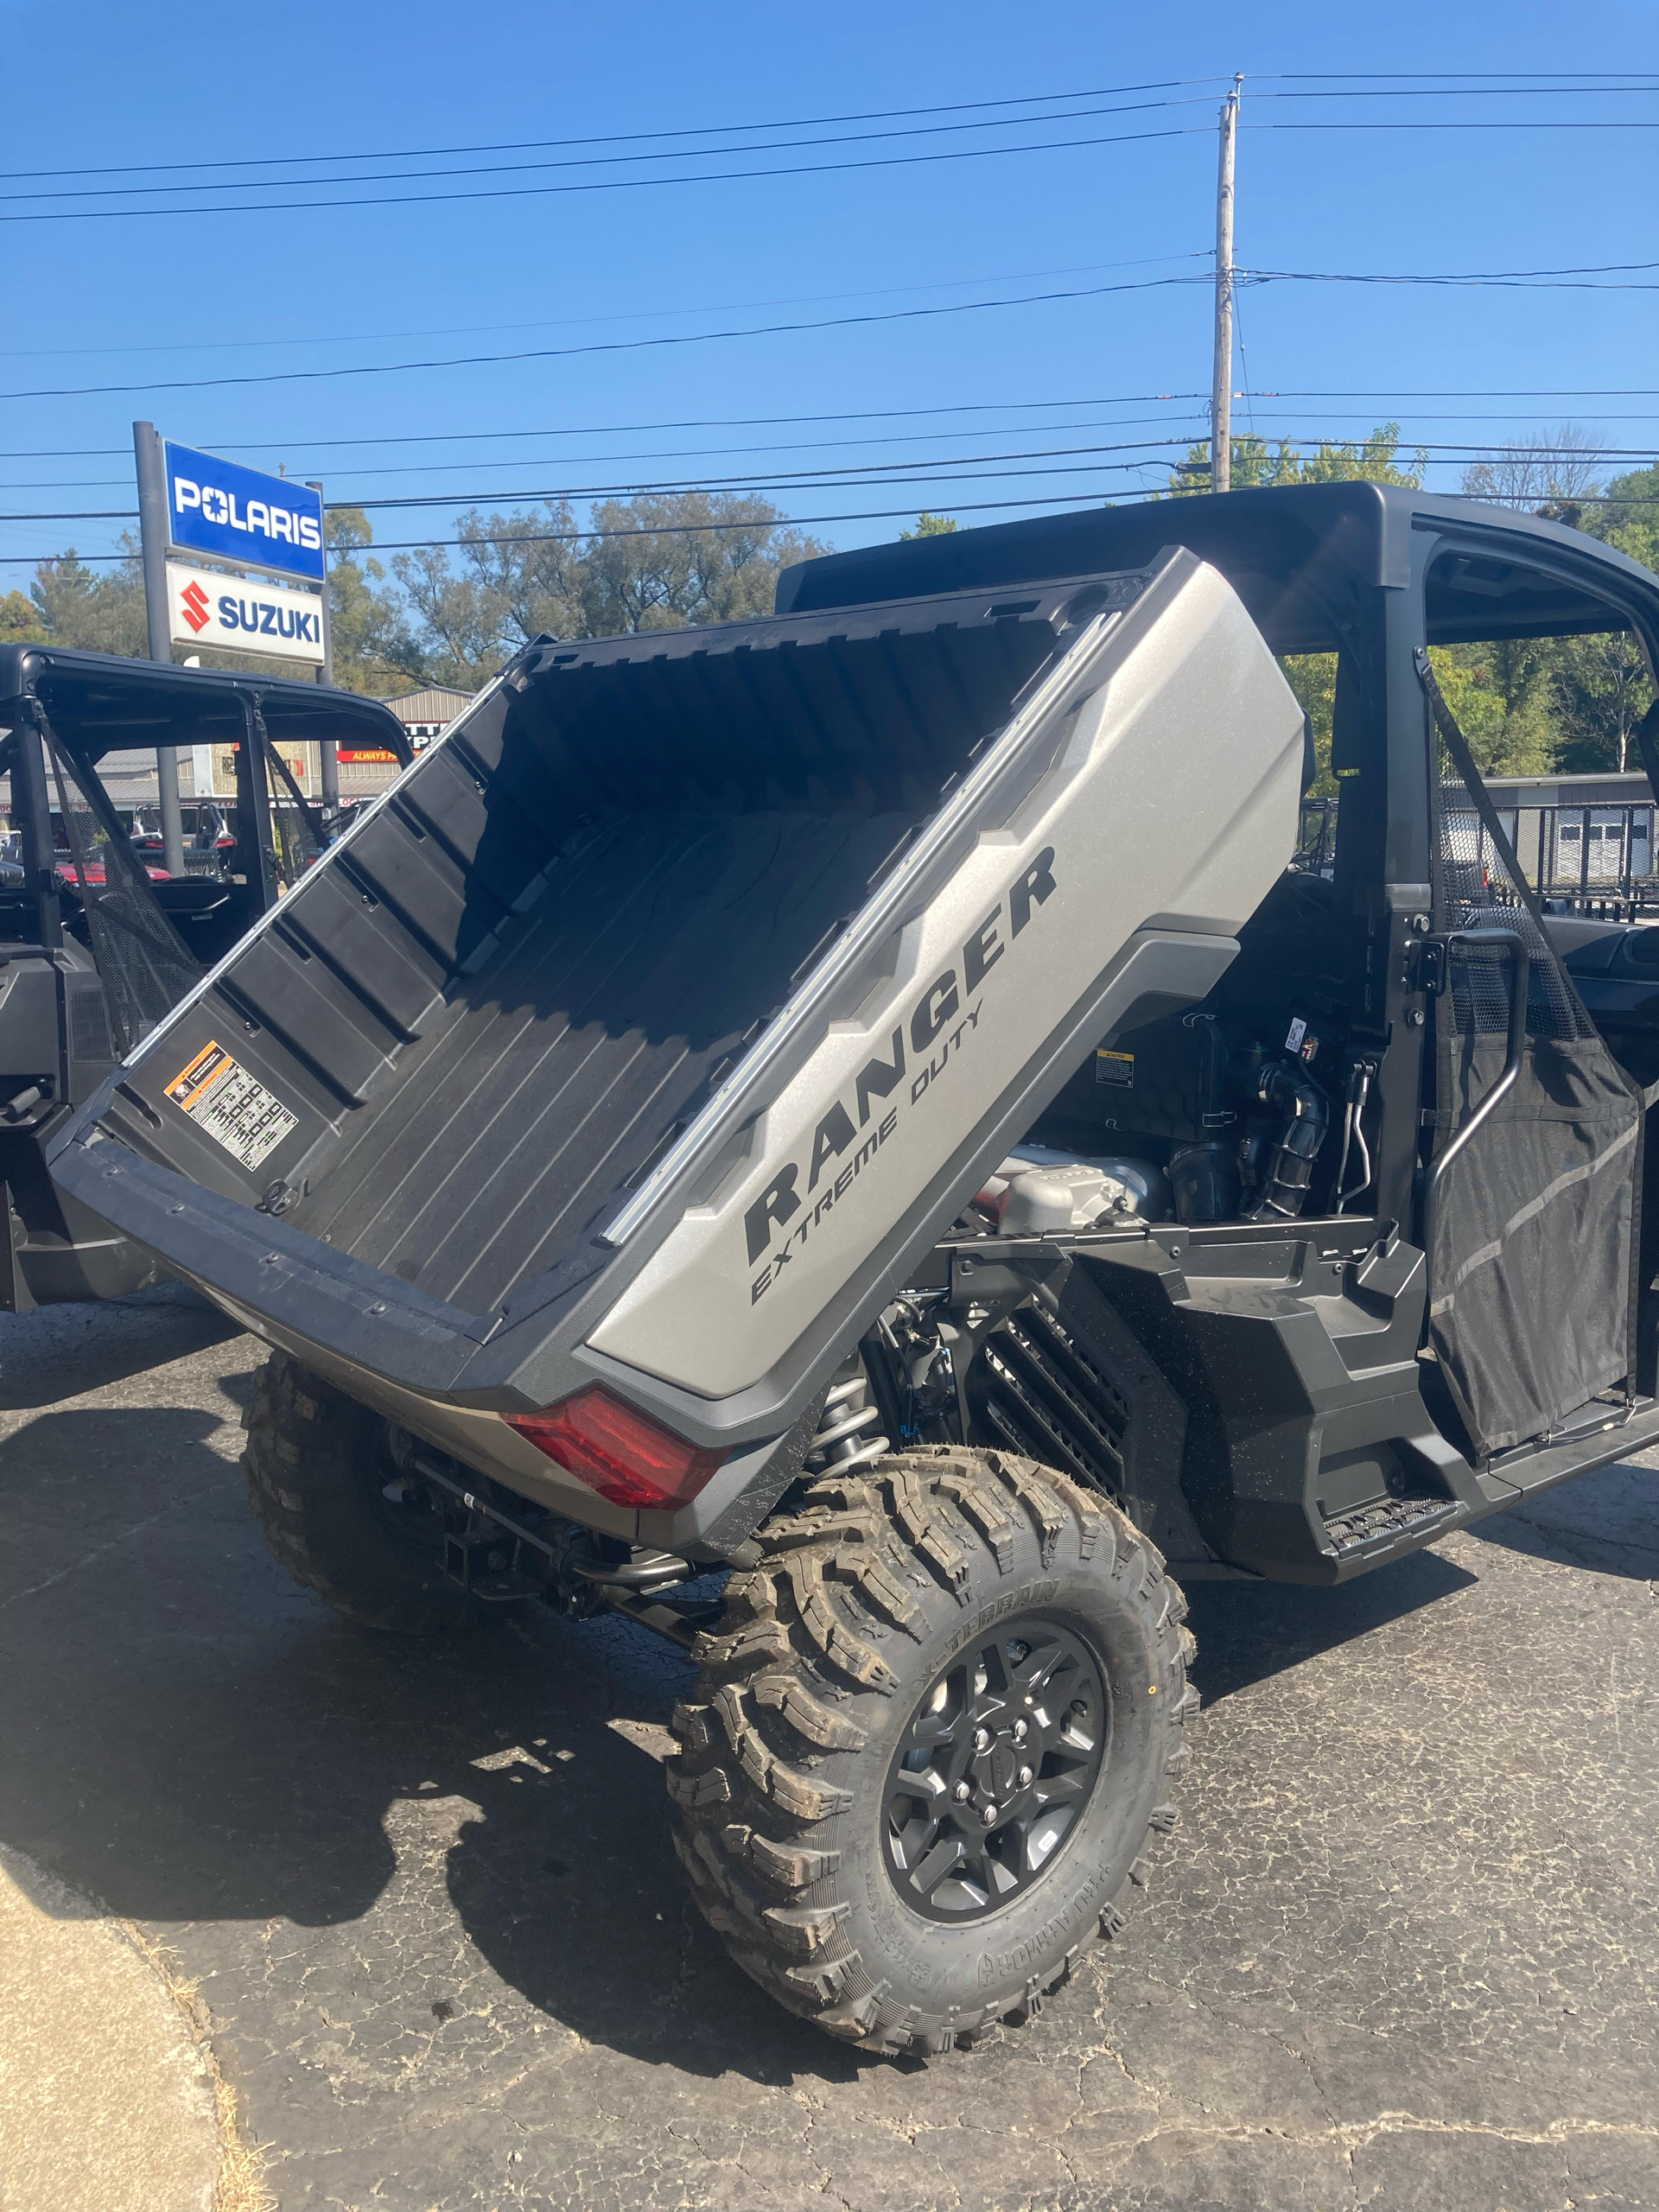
132, 420, 188, 875
1211, 76, 1242, 493
306, 479, 340, 821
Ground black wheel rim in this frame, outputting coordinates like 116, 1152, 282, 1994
881, 1618, 1109, 1923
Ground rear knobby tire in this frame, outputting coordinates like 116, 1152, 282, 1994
241, 1351, 479, 1635
667, 1445, 1195, 2055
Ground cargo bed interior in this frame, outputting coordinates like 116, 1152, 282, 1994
111, 583, 1129, 1319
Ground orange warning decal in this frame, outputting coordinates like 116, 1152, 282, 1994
165, 1040, 233, 1112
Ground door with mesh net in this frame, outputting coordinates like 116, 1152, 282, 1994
1421, 657, 1639, 1457
44, 730, 202, 1057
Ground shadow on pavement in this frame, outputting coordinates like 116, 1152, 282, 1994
1462, 1457, 1659, 1580
1185, 1544, 1478, 1707
0, 1284, 242, 1412
0, 1397, 865, 2085
1, 1389, 1559, 2091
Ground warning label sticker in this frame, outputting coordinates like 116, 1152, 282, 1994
1094, 1047, 1135, 1089
163, 1040, 297, 1173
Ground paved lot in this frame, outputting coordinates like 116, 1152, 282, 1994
2, 1287, 1656, 2212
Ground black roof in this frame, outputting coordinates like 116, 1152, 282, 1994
777, 483, 1659, 658
0, 644, 407, 762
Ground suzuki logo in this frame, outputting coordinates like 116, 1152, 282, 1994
180, 581, 212, 633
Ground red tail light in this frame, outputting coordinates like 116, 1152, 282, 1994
501, 1387, 726, 1509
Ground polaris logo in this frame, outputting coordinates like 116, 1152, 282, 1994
745, 849, 1057, 1287
163, 439, 326, 583
172, 476, 323, 555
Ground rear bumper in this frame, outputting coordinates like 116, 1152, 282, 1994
53, 1131, 797, 1551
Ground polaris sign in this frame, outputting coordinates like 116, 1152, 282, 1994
163, 442, 325, 582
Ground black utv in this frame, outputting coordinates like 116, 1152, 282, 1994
46, 485, 1659, 2054
0, 647, 407, 1307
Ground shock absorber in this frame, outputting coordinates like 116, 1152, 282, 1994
803, 1366, 891, 1475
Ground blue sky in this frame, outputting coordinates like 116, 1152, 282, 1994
2, 0, 1655, 581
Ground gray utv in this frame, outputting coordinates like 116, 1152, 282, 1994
47, 485, 1659, 2054
0, 647, 407, 1307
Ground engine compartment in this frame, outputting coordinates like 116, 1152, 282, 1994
965, 868, 1382, 1235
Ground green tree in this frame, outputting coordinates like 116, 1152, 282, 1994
1583, 461, 1659, 576
901, 512, 960, 537
1427, 640, 1557, 778
324, 509, 426, 694
394, 490, 825, 678
0, 588, 48, 644
1165, 423, 1427, 498
29, 542, 148, 655
576, 492, 826, 636
1455, 439, 1656, 772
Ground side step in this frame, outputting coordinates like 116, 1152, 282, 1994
1323, 1495, 1460, 1561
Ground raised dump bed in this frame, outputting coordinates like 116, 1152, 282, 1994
52, 550, 1304, 1458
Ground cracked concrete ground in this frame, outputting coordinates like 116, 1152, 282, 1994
2, 1285, 1656, 2212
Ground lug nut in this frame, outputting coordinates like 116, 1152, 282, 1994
1018, 1765, 1033, 1788
953, 1781, 970, 1802
973, 1727, 990, 1751
1012, 1719, 1027, 1743
981, 1803, 998, 1825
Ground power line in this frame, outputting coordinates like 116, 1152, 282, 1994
8, 105, 1656, 225
1, 95, 1217, 205
0, 250, 1211, 360
0, 271, 1211, 400
21, 81, 1651, 206
0, 121, 1203, 225
9, 481, 1659, 568
9, 437, 1654, 525
7, 73, 1651, 188
1265, 70, 1659, 78
2, 409, 1223, 490
9, 258, 1651, 406
0, 79, 1215, 182
1246, 260, 1659, 290
1266, 120, 1659, 131
6, 391, 1656, 464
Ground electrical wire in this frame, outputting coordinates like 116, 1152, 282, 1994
0, 121, 1205, 226
1266, 120, 1659, 131
1246, 261, 1659, 288
6, 391, 1656, 464
5, 73, 1652, 188
7, 260, 1651, 405
0, 440, 1247, 523
24, 81, 1651, 207
0, 271, 1213, 401
0, 95, 1220, 205
10, 481, 1659, 569
33, 410, 1659, 493
0, 79, 1217, 182
9, 436, 1655, 526
0, 250, 1211, 359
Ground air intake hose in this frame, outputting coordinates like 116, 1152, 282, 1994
1248, 1060, 1331, 1221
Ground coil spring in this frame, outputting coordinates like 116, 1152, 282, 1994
804, 1370, 890, 1476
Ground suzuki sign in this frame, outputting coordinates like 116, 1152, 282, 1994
164, 442, 325, 582
166, 557, 326, 664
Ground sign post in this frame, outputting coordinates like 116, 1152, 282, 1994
132, 421, 188, 876
307, 479, 340, 817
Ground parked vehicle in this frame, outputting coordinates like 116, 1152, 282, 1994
1, 646, 408, 1306
48, 485, 1659, 2053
